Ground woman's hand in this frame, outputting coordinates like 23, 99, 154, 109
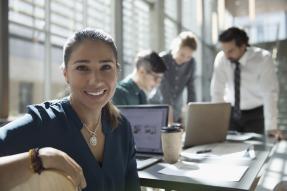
39, 147, 87, 189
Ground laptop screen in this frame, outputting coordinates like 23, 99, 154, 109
183, 102, 231, 148
118, 105, 169, 154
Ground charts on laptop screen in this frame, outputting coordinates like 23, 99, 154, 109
118, 105, 168, 154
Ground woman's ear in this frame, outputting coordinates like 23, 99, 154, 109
62, 66, 69, 84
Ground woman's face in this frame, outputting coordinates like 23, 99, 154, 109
173, 46, 194, 65
63, 40, 118, 111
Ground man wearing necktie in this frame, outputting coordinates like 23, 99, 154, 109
211, 27, 281, 137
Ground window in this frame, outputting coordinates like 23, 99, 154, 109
164, 0, 178, 50
9, 0, 45, 41
19, 82, 33, 113
123, 0, 151, 75
8, 0, 113, 115
87, 0, 112, 34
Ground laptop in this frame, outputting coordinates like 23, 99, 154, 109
118, 105, 169, 170
183, 102, 231, 148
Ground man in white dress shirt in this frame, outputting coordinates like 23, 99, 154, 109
211, 27, 279, 135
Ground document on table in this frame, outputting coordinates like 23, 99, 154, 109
158, 161, 249, 181
226, 132, 262, 141
181, 142, 255, 160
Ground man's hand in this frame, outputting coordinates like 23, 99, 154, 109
268, 129, 284, 141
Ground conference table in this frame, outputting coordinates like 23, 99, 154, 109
138, 137, 276, 191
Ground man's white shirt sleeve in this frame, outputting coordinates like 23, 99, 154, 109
211, 51, 227, 102
210, 48, 279, 131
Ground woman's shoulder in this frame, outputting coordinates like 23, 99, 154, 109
27, 98, 68, 122
185, 57, 196, 65
0, 98, 69, 155
29, 97, 68, 110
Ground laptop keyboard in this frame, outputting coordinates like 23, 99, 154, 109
136, 155, 150, 160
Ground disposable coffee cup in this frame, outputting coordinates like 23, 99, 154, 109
161, 124, 183, 164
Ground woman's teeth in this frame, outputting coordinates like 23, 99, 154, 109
86, 90, 105, 96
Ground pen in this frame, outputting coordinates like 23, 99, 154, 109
196, 149, 212, 154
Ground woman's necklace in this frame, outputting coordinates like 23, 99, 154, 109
83, 117, 101, 146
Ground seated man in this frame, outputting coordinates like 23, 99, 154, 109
113, 50, 166, 105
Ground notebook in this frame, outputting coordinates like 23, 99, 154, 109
183, 102, 231, 148
118, 105, 169, 170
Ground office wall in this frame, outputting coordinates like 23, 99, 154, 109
9, 37, 65, 114
201, 44, 216, 101
256, 40, 287, 129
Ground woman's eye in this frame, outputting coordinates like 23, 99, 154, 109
101, 64, 112, 70
76, 65, 89, 71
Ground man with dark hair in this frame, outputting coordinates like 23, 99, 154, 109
113, 50, 166, 105
211, 27, 279, 136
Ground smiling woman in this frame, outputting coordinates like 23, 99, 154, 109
0, 28, 140, 191
64, 40, 118, 114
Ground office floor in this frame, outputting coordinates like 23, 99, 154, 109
256, 140, 287, 191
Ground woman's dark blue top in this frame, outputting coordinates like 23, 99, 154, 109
0, 98, 140, 191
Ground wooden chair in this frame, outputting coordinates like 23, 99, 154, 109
10, 170, 78, 191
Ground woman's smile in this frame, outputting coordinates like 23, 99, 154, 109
84, 89, 106, 97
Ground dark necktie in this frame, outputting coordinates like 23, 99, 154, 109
233, 61, 241, 120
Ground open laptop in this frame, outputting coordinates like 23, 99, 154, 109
118, 105, 169, 170
183, 102, 231, 148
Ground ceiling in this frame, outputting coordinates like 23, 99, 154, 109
225, 0, 287, 17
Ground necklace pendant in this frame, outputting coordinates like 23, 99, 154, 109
89, 135, 97, 146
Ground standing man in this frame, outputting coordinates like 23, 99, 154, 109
113, 50, 166, 105
211, 27, 279, 135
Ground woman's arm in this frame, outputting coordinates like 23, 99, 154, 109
0, 152, 32, 190
0, 147, 86, 191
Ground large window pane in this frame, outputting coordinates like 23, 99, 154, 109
164, 0, 178, 50
8, 0, 113, 115
87, 0, 112, 34
123, 0, 151, 75
164, 18, 177, 50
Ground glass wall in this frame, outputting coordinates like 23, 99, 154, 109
8, 0, 112, 115
123, 0, 151, 75
9, 0, 270, 116
164, 0, 178, 50
6, 0, 223, 116
234, 11, 287, 43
